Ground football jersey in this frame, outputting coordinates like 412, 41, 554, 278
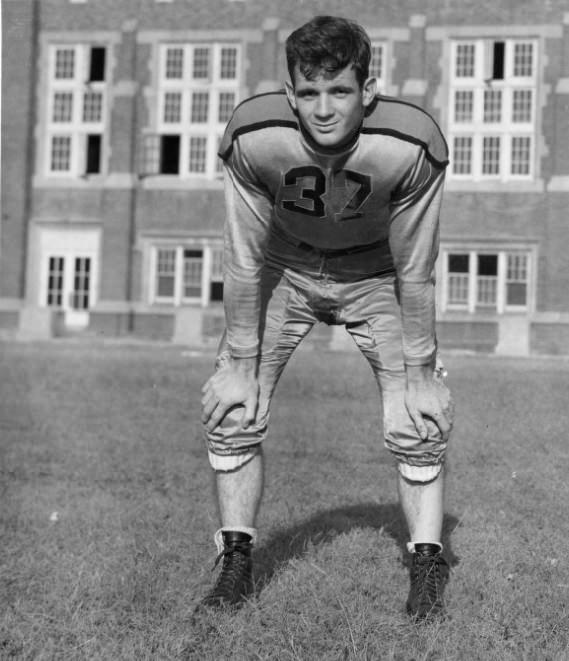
218, 91, 448, 365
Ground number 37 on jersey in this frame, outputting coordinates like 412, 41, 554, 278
277, 166, 373, 222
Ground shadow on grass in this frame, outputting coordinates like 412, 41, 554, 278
254, 503, 460, 592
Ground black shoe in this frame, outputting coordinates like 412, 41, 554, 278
200, 531, 254, 609
406, 543, 449, 621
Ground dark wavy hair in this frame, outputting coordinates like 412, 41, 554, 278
286, 15, 371, 88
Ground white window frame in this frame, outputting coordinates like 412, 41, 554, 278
440, 245, 535, 314
45, 44, 108, 178
448, 39, 537, 183
149, 242, 224, 306
369, 42, 388, 94
153, 43, 241, 179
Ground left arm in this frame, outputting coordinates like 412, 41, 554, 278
389, 150, 452, 440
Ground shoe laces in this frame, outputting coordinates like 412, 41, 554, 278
412, 554, 447, 604
209, 543, 251, 592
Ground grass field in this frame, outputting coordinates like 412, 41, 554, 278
1, 339, 568, 660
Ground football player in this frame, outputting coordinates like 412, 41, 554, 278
200, 15, 454, 620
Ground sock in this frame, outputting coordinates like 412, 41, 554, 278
214, 526, 257, 554
407, 541, 443, 555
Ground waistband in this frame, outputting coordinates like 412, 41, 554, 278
272, 226, 389, 257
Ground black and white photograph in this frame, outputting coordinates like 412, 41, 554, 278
1, 0, 569, 658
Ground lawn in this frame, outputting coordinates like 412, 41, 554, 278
1, 339, 568, 660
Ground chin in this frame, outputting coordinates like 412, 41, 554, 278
312, 132, 344, 149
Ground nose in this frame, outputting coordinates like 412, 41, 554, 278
315, 93, 333, 118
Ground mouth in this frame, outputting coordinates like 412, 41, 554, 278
313, 123, 337, 133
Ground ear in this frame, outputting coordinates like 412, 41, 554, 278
285, 79, 297, 111
362, 77, 377, 107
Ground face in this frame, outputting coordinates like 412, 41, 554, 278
286, 64, 376, 149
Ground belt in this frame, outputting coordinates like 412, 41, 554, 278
273, 227, 388, 257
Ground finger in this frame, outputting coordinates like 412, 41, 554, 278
436, 413, 452, 442
201, 396, 219, 424
429, 410, 451, 442
241, 397, 257, 429
201, 387, 217, 408
205, 404, 226, 432
408, 408, 428, 441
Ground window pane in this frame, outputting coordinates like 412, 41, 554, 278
507, 253, 528, 280
51, 136, 72, 171
511, 137, 531, 175
53, 92, 73, 122
89, 47, 106, 82
193, 47, 210, 79
447, 254, 469, 305
141, 134, 161, 176
506, 253, 528, 306
183, 249, 203, 298
477, 253, 498, 308
55, 48, 75, 79
482, 136, 501, 175
83, 91, 103, 122
455, 43, 475, 77
85, 134, 101, 174
211, 248, 224, 279
163, 92, 182, 123
210, 281, 224, 302
191, 92, 209, 122
370, 45, 383, 79
189, 136, 207, 172
454, 90, 473, 122
477, 278, 497, 306
478, 254, 498, 276
72, 257, 91, 309
491, 41, 505, 80
506, 282, 527, 306
220, 47, 237, 79
483, 90, 502, 123
452, 137, 472, 175
218, 92, 235, 123
47, 256, 64, 306
166, 48, 184, 79
156, 249, 176, 297
160, 135, 180, 174
449, 254, 469, 273
512, 90, 532, 122
513, 42, 534, 77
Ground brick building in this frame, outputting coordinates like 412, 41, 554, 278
2, 0, 569, 354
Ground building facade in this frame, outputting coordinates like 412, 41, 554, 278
2, 0, 569, 354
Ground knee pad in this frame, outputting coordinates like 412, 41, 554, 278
208, 446, 259, 471
399, 462, 442, 483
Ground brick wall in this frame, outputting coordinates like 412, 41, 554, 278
1, 0, 36, 299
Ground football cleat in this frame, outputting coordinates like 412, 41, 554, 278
406, 543, 449, 621
199, 530, 254, 609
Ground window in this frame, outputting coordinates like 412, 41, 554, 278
442, 248, 532, 313
449, 39, 537, 181
72, 257, 91, 309
46, 44, 107, 176
152, 244, 224, 305
47, 257, 65, 306
369, 42, 387, 93
144, 43, 241, 178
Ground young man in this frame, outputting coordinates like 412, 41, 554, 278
200, 15, 454, 620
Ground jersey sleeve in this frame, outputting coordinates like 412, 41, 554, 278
389, 147, 446, 367
221, 143, 273, 358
